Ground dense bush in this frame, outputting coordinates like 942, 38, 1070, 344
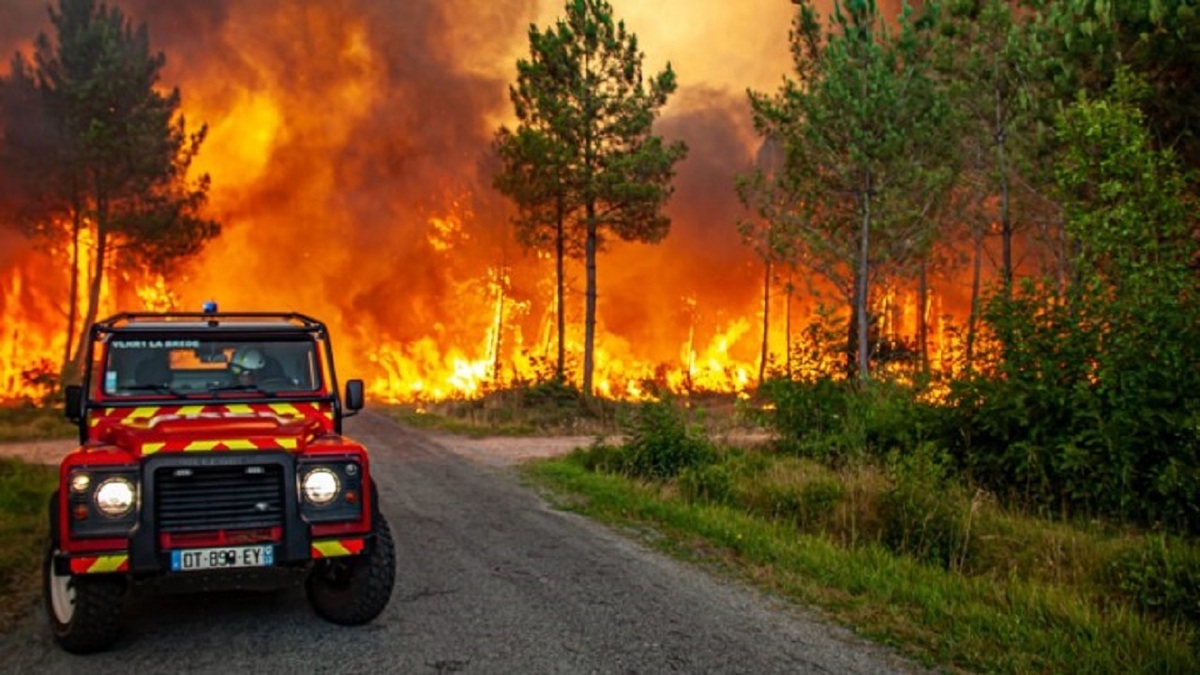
756, 377, 856, 459
756, 377, 934, 462
878, 443, 972, 569
1107, 535, 1200, 625
935, 272, 1200, 532
619, 398, 716, 480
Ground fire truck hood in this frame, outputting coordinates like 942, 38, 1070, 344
99, 413, 323, 457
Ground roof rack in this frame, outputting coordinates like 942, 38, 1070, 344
96, 312, 326, 331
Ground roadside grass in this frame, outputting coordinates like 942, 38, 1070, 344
0, 405, 75, 443
0, 458, 56, 631
525, 451, 1199, 674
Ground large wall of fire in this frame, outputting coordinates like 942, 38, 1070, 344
1, 0, 952, 401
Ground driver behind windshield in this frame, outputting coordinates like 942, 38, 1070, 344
230, 347, 287, 386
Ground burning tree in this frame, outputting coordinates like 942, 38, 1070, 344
0, 0, 218, 382
742, 0, 952, 380
493, 0, 687, 396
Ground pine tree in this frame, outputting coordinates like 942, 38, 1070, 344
494, 0, 686, 395
0, 0, 218, 380
746, 0, 952, 379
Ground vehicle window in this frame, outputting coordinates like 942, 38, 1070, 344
102, 338, 320, 395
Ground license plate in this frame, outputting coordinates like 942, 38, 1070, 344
170, 545, 274, 571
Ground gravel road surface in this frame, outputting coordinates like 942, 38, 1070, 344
0, 411, 918, 674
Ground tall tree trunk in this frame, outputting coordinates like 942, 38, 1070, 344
758, 257, 771, 385
966, 223, 984, 372
555, 197, 566, 383
996, 93, 1013, 296
785, 269, 793, 380
71, 206, 107, 378
856, 174, 872, 381
582, 203, 598, 396
62, 206, 82, 382
918, 258, 929, 375
491, 270, 505, 384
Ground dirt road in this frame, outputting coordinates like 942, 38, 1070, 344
0, 411, 917, 673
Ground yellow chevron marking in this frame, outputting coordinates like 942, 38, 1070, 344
313, 540, 352, 558
184, 439, 258, 452
224, 404, 253, 415
88, 554, 128, 573
270, 403, 300, 417
129, 407, 160, 420
177, 405, 205, 417
277, 437, 299, 450
142, 442, 166, 455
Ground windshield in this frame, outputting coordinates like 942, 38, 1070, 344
101, 336, 321, 396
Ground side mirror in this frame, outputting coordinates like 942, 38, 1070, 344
64, 385, 82, 423
344, 379, 364, 415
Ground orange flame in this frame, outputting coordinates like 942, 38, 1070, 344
0, 0, 981, 404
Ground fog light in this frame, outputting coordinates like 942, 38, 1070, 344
70, 473, 90, 493
302, 468, 340, 505
94, 477, 135, 517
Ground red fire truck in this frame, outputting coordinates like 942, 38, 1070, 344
45, 308, 395, 652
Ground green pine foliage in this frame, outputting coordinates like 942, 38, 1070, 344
0, 0, 219, 378
493, 0, 687, 393
742, 0, 955, 379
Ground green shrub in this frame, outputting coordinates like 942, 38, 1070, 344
1107, 535, 1200, 625
620, 398, 715, 481
757, 377, 936, 464
879, 443, 972, 569
757, 377, 862, 460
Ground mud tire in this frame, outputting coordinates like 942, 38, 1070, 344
43, 494, 125, 653
306, 511, 396, 625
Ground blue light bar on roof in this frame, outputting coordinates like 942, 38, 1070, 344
202, 300, 218, 314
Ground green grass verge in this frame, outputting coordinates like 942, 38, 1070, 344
524, 457, 1198, 674
0, 458, 57, 630
0, 406, 76, 443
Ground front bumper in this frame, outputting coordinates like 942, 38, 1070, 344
57, 451, 369, 576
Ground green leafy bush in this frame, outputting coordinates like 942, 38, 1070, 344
1107, 535, 1200, 624
620, 398, 715, 480
757, 378, 934, 463
757, 377, 860, 460
879, 443, 972, 569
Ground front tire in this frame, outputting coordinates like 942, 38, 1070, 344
43, 494, 125, 653
306, 511, 396, 625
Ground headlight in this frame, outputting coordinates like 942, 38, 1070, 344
303, 468, 340, 505
94, 477, 136, 517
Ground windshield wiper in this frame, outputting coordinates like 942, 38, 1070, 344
121, 385, 188, 398
206, 383, 276, 397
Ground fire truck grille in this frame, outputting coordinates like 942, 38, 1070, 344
155, 465, 286, 533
